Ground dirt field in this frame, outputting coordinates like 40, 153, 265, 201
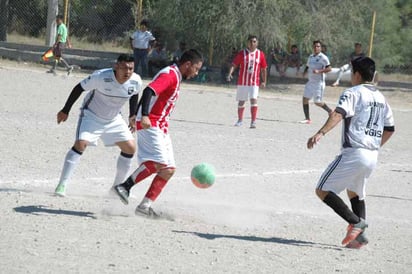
0, 60, 411, 273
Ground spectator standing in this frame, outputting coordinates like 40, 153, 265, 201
130, 20, 155, 77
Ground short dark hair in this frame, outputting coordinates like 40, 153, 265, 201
56, 15, 64, 20
140, 20, 149, 27
351, 56, 375, 81
313, 40, 321, 45
248, 35, 257, 41
117, 54, 134, 63
354, 42, 362, 47
179, 49, 203, 65
291, 44, 298, 49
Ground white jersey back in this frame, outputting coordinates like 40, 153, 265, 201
336, 84, 394, 150
306, 52, 330, 82
80, 68, 142, 120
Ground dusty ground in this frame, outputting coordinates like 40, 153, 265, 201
0, 60, 411, 273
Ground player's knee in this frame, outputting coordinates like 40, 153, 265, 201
314, 102, 323, 107
315, 188, 327, 200
159, 167, 175, 179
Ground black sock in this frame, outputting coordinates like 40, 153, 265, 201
323, 192, 360, 224
321, 104, 332, 113
350, 196, 366, 220
121, 177, 135, 192
303, 104, 310, 120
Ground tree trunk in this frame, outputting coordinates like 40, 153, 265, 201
0, 0, 9, 41
45, 0, 59, 46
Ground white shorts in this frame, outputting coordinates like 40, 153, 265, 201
236, 85, 259, 101
303, 81, 325, 102
76, 109, 133, 146
316, 148, 378, 200
339, 63, 351, 72
137, 127, 175, 168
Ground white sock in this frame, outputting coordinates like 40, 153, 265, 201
112, 153, 133, 187
58, 149, 82, 187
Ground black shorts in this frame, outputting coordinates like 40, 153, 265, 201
53, 42, 65, 57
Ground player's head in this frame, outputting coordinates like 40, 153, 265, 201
114, 54, 134, 84
140, 20, 149, 30
291, 45, 298, 52
56, 15, 64, 24
351, 56, 375, 83
354, 42, 362, 53
178, 49, 204, 80
313, 40, 322, 54
247, 35, 258, 51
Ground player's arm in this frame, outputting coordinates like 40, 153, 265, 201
314, 65, 331, 74
227, 63, 238, 82
260, 67, 267, 88
57, 83, 85, 124
307, 109, 343, 149
128, 94, 139, 132
381, 126, 395, 146
139, 87, 156, 129
303, 66, 309, 77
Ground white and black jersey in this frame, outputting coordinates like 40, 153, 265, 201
306, 52, 330, 82
335, 84, 395, 150
80, 68, 142, 120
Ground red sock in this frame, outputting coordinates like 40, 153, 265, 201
251, 105, 258, 122
238, 107, 245, 121
131, 161, 157, 184
145, 175, 168, 201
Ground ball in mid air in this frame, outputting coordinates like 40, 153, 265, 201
191, 163, 215, 189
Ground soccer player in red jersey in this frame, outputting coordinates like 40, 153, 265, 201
227, 35, 267, 128
113, 49, 203, 217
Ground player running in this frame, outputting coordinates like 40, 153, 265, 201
227, 35, 267, 129
54, 54, 142, 196
113, 49, 203, 217
300, 40, 332, 124
307, 56, 395, 248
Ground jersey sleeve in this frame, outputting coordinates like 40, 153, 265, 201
260, 52, 268, 68
80, 71, 100, 91
148, 72, 175, 96
323, 55, 331, 67
336, 90, 356, 118
384, 102, 395, 127
232, 51, 243, 66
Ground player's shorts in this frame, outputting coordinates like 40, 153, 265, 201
137, 127, 175, 168
236, 85, 259, 101
316, 148, 378, 200
76, 109, 133, 146
339, 63, 351, 72
303, 81, 325, 102
52, 42, 65, 58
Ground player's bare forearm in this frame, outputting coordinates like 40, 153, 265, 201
260, 68, 267, 88
141, 116, 151, 129
307, 111, 342, 149
381, 130, 394, 146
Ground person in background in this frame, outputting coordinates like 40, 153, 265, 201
148, 42, 169, 77
332, 42, 366, 87
130, 19, 156, 77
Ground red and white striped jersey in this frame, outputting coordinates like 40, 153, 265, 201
136, 65, 181, 133
233, 49, 267, 86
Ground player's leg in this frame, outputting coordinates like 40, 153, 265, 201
250, 96, 258, 129
236, 100, 246, 126
300, 96, 311, 124
112, 139, 136, 187
55, 140, 88, 196
332, 64, 349, 87
314, 82, 332, 114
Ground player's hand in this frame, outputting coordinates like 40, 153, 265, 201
141, 116, 151, 129
260, 82, 266, 88
307, 132, 323, 149
226, 74, 233, 82
57, 111, 68, 124
313, 69, 319, 74
128, 115, 136, 133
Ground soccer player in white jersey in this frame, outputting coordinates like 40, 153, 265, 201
300, 40, 332, 124
307, 57, 395, 248
54, 54, 143, 196
227, 35, 267, 129
113, 49, 203, 217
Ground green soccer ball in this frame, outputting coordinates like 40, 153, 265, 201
191, 163, 215, 189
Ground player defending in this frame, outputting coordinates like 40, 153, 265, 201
227, 35, 267, 129
113, 49, 204, 216
54, 54, 142, 196
307, 57, 395, 248
300, 40, 332, 124
332, 42, 365, 87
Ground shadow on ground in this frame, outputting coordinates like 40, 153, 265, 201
14, 205, 96, 219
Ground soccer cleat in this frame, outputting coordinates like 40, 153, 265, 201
113, 185, 130, 205
67, 66, 74, 75
135, 205, 159, 218
299, 119, 311, 124
250, 121, 256, 129
47, 69, 57, 76
345, 232, 369, 249
234, 120, 243, 127
54, 183, 66, 197
342, 219, 368, 246
331, 82, 339, 87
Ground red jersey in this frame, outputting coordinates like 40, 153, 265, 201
136, 65, 181, 133
233, 49, 267, 86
